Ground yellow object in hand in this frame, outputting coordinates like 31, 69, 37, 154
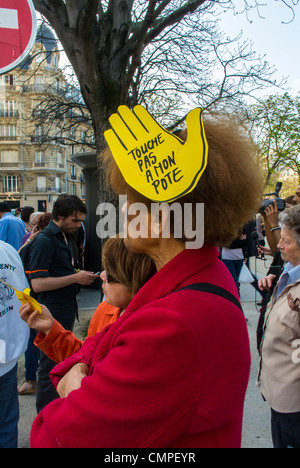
0, 279, 42, 314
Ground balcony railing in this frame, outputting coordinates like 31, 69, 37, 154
31, 135, 66, 146
22, 84, 67, 96
31, 135, 45, 143
2, 189, 20, 194
0, 162, 21, 168
0, 110, 19, 118
0, 136, 17, 141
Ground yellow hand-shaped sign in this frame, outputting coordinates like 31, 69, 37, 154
104, 105, 208, 203
0, 278, 42, 314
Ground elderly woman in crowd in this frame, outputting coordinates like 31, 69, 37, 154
22, 107, 262, 448
258, 205, 300, 448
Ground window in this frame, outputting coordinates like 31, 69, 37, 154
35, 152, 45, 167
0, 100, 17, 117
32, 101, 44, 118
71, 165, 76, 180
57, 152, 64, 168
35, 75, 43, 85
33, 125, 44, 142
3, 175, 19, 192
81, 130, 87, 142
0, 151, 19, 164
35, 125, 44, 137
55, 129, 65, 145
0, 75, 15, 86
34, 75, 44, 93
0, 125, 17, 139
53, 54, 59, 68
71, 184, 76, 195
37, 176, 46, 193
55, 177, 61, 193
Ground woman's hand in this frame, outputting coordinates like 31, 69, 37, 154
258, 245, 273, 257
57, 363, 90, 398
287, 293, 300, 312
258, 274, 277, 292
28, 226, 40, 242
19, 303, 54, 335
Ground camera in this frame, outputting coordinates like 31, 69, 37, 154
259, 198, 285, 213
259, 182, 286, 214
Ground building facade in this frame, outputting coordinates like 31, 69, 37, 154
0, 25, 92, 213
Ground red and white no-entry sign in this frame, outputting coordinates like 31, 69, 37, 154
0, 0, 37, 74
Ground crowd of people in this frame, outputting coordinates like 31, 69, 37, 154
1, 111, 300, 449
218, 187, 300, 448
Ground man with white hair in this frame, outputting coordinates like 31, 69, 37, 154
0, 241, 29, 448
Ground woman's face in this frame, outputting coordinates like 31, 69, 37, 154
277, 226, 300, 266
31, 216, 41, 232
100, 270, 133, 309
122, 198, 154, 254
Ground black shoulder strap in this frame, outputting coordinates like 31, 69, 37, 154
176, 283, 243, 312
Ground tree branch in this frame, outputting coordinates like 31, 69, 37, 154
120, 0, 157, 100
33, 0, 67, 22
144, 0, 208, 46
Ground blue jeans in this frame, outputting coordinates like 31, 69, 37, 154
222, 259, 244, 292
25, 328, 39, 381
0, 364, 19, 448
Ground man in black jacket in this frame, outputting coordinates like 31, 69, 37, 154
28, 195, 98, 412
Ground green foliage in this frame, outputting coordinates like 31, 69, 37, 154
249, 93, 300, 184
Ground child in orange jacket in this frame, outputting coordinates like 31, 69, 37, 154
20, 236, 156, 364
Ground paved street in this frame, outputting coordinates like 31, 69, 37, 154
240, 257, 273, 448
17, 257, 274, 448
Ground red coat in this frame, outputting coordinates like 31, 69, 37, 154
31, 245, 251, 448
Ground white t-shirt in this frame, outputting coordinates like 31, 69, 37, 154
221, 247, 244, 261
0, 241, 29, 377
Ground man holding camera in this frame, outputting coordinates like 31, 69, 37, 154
293, 186, 300, 206
263, 202, 282, 252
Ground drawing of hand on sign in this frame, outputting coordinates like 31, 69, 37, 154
104, 105, 208, 203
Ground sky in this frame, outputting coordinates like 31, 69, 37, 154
218, 1, 300, 97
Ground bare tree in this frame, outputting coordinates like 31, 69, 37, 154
30, 15, 280, 140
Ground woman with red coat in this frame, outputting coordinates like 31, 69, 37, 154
21, 107, 262, 448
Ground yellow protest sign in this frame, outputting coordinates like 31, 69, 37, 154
0, 278, 42, 314
104, 105, 208, 203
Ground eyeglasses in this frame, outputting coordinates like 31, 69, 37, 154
105, 271, 120, 284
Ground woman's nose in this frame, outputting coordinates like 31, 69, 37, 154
100, 270, 107, 282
